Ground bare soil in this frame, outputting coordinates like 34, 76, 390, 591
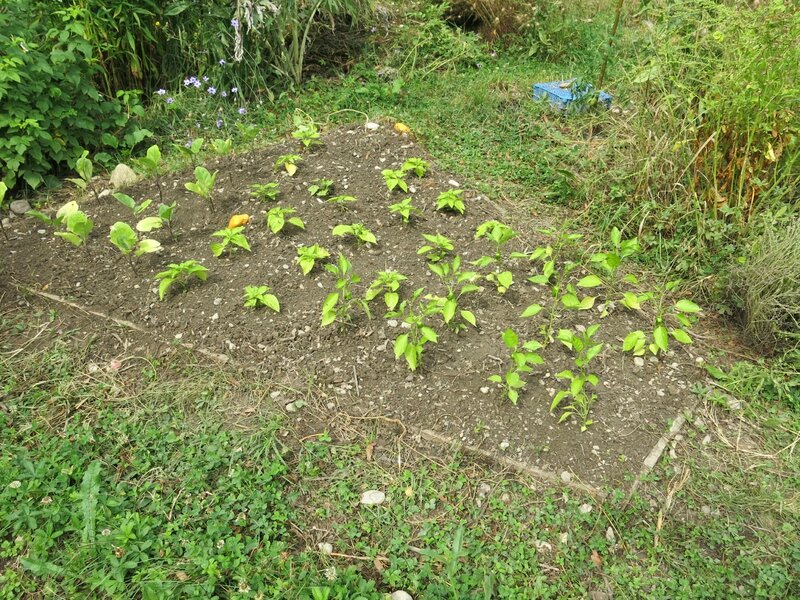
0, 123, 704, 487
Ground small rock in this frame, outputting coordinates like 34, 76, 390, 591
605, 527, 616, 544
560, 471, 572, 484
37, 229, 46, 234
390, 592, 413, 600
10, 200, 31, 215
270, 391, 281, 399
534, 540, 552, 552
109, 163, 139, 189
360, 490, 386, 506
213, 297, 223, 306
365, 122, 380, 131
589, 592, 612, 600
98, 189, 111, 199
501, 492, 511, 504
726, 396, 742, 411
447, 179, 460, 187
285, 402, 297, 413
386, 319, 399, 328
2, 218, 11, 228
633, 357, 645, 367
702, 434, 712, 445
579, 503, 593, 514
559, 532, 569, 544
480, 386, 490, 394
477, 483, 491, 497
701, 505, 711, 516
317, 542, 333, 554
499, 441, 510, 451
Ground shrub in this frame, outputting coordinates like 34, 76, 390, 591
726, 220, 800, 354
0, 2, 149, 192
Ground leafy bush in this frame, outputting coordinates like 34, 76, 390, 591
0, 2, 149, 191
726, 220, 800, 354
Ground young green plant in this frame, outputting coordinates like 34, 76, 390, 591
51, 201, 94, 247
365, 271, 407, 311
266, 207, 305, 234
401, 157, 429, 177
308, 178, 333, 198
184, 166, 218, 212
436, 189, 465, 214
134, 144, 164, 201
67, 150, 100, 202
332, 223, 377, 245
113, 193, 152, 216
291, 113, 322, 149
427, 254, 480, 331
387, 287, 440, 372
297, 244, 330, 275
552, 325, 603, 431
210, 226, 251, 257
109, 222, 161, 271
243, 285, 280, 312
174, 138, 204, 166
157, 202, 177, 240
382, 169, 409, 193
417, 233, 454, 263
251, 182, 280, 202
389, 197, 421, 224
327, 195, 357, 210
321, 254, 370, 326
274, 154, 302, 176
155, 260, 208, 301
488, 328, 544, 405
211, 138, 233, 156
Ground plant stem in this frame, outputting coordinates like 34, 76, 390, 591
597, 0, 625, 89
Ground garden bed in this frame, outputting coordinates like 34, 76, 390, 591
0, 123, 703, 487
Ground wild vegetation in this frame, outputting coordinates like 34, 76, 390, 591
1, 0, 798, 597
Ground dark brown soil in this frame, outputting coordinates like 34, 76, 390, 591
0, 123, 704, 487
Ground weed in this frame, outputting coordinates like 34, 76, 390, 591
251, 182, 281, 202
113, 192, 152, 216
155, 260, 208, 300
321, 254, 370, 326
0, 182, 7, 240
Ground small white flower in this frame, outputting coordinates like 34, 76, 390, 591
101, 528, 112, 536
216, 539, 225, 549
40, 496, 52, 505
323, 566, 337, 581
8, 480, 21, 489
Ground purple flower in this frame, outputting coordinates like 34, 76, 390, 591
370, 26, 377, 33
207, 87, 217, 95
238, 107, 247, 115
193, 80, 202, 89
231, 18, 239, 29
220, 91, 228, 98
231, 87, 238, 94
216, 119, 223, 128
156, 88, 166, 95
202, 76, 209, 83
166, 97, 174, 104
184, 141, 192, 148
219, 59, 226, 66
184, 76, 198, 87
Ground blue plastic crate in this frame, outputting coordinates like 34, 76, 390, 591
533, 80, 612, 110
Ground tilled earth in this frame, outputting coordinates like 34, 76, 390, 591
0, 123, 704, 486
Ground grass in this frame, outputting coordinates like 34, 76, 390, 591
1, 310, 798, 598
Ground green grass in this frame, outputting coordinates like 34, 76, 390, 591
1, 312, 798, 599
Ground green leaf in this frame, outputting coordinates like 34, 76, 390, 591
623, 331, 644, 352
550, 390, 568, 412
54, 231, 83, 246
288, 217, 305, 230
135, 239, 161, 256
561, 294, 580, 308
488, 375, 502, 383
520, 304, 543, 318
675, 299, 701, 313
579, 296, 596, 310
136, 216, 163, 232
502, 328, 519, 350
420, 326, 438, 343
332, 224, 350, 237
653, 325, 669, 353
210, 242, 224, 257
113, 192, 136, 209
394, 334, 409, 358
577, 274, 602, 288
262, 294, 280, 313
158, 277, 173, 301
460, 310, 477, 327
621, 292, 641, 310
497, 271, 513, 289
109, 221, 136, 254
670, 328, 692, 344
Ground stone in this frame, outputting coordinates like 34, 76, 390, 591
560, 471, 572, 484
633, 357, 645, 367
365, 122, 380, 131
10, 200, 31, 215
499, 441, 510, 451
390, 592, 413, 600
605, 527, 616, 544
317, 542, 333, 554
98, 189, 111, 199
579, 503, 593, 514
110, 163, 139, 189
360, 490, 386, 506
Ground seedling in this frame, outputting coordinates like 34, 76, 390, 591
134, 144, 164, 201
211, 138, 233, 156
308, 178, 333, 198
291, 113, 322, 149
622, 281, 701, 356
417, 233, 454, 263
109, 222, 161, 271
474, 220, 517, 265
436, 189, 465, 214
175, 138, 204, 165
297, 244, 330, 275
0, 182, 8, 241
382, 169, 408, 193
485, 270, 514, 295
251, 182, 280, 202
210, 226, 251, 257
427, 254, 480, 330
266, 206, 305, 234
401, 157, 429, 177
274, 154, 303, 176
47, 201, 93, 247
327, 195, 357, 209
321, 254, 370, 326
389, 197, 421, 224
243, 285, 280, 312
155, 260, 208, 301
67, 150, 100, 201
387, 288, 440, 372
366, 271, 408, 310
590, 227, 640, 278
184, 166, 218, 211
488, 328, 544, 405
552, 325, 603, 431
157, 202, 177, 240
332, 223, 377, 245
114, 193, 152, 216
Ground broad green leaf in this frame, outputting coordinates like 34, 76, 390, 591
394, 334, 409, 358
109, 221, 136, 254
675, 299, 701, 313
623, 331, 644, 352
113, 192, 136, 209
135, 239, 161, 256
136, 216, 163, 232
561, 294, 580, 308
579, 296, 596, 310
460, 310, 477, 327
520, 304, 543, 318
502, 328, 519, 350
54, 231, 82, 246
621, 292, 641, 310
653, 325, 669, 353
385, 292, 399, 310
288, 217, 305, 230
550, 390, 568, 411
497, 271, 513, 289
670, 328, 692, 344
420, 326, 438, 343
56, 201, 79, 221
577, 274, 602, 288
